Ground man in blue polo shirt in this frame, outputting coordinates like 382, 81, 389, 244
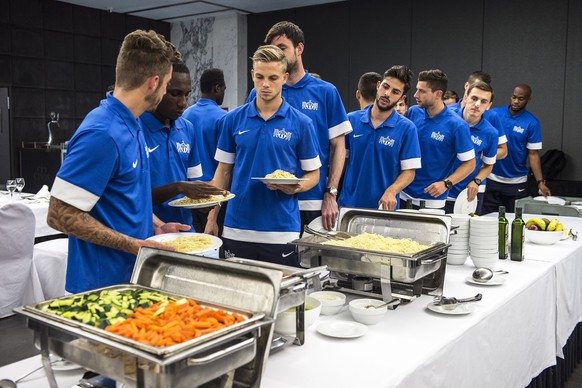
445, 82, 499, 214
205, 45, 321, 266
183, 68, 228, 232
141, 62, 202, 228
482, 84, 551, 213
402, 69, 475, 209
339, 65, 421, 211
248, 21, 352, 231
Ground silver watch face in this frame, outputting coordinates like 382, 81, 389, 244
327, 187, 338, 196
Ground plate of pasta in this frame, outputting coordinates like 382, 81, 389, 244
252, 169, 308, 185
168, 193, 235, 209
147, 232, 223, 254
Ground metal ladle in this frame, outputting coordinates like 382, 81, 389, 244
435, 293, 482, 310
303, 225, 353, 240
472, 268, 509, 283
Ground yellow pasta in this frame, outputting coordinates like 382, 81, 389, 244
162, 235, 213, 252
322, 233, 430, 254
173, 195, 227, 205
265, 169, 296, 179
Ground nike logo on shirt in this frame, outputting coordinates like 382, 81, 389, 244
353, 134, 364, 138
518, 188, 525, 192
132, 160, 138, 168
238, 130, 251, 135
281, 251, 294, 258
147, 145, 160, 154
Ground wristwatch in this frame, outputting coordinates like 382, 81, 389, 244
472, 178, 482, 185
444, 179, 454, 190
325, 187, 338, 197
537, 179, 546, 185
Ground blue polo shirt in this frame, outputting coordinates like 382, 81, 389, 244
182, 98, 227, 181
140, 112, 202, 227
339, 106, 421, 209
490, 106, 542, 183
248, 71, 352, 210
450, 100, 507, 145
403, 105, 475, 207
51, 94, 153, 293
448, 109, 498, 199
215, 99, 321, 244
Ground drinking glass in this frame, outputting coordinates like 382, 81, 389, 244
15, 177, 25, 199
6, 180, 16, 200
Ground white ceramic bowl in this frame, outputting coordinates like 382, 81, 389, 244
470, 255, 498, 269
309, 291, 346, 315
447, 253, 469, 265
274, 296, 322, 335
525, 229, 563, 245
349, 298, 388, 325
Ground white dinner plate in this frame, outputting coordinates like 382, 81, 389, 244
453, 188, 478, 215
534, 196, 567, 206
252, 177, 308, 185
168, 193, 235, 209
426, 301, 475, 315
146, 232, 223, 253
316, 321, 368, 338
465, 275, 506, 286
50, 356, 84, 371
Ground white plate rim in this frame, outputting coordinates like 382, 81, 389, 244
426, 301, 475, 315
146, 232, 223, 253
453, 188, 478, 215
533, 196, 567, 205
251, 177, 308, 184
168, 193, 235, 209
465, 275, 506, 286
316, 320, 368, 338
50, 357, 84, 371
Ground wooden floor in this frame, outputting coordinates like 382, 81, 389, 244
1, 313, 582, 387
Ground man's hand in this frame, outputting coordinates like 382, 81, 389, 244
424, 181, 447, 198
180, 181, 228, 200
466, 182, 479, 202
538, 182, 551, 197
321, 194, 338, 230
266, 183, 302, 195
379, 191, 398, 210
154, 222, 191, 235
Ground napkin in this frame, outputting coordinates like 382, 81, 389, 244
34, 185, 51, 200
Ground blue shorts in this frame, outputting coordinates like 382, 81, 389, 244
221, 237, 300, 267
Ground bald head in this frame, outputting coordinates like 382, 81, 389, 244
509, 83, 532, 115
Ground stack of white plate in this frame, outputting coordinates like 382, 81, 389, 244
447, 214, 471, 265
469, 217, 499, 268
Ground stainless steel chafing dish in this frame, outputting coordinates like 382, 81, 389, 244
291, 208, 452, 307
14, 247, 296, 388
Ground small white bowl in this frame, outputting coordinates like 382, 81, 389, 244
349, 298, 388, 325
525, 229, 563, 245
309, 291, 346, 315
275, 296, 322, 335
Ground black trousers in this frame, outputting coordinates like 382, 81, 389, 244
221, 237, 300, 267
481, 179, 528, 214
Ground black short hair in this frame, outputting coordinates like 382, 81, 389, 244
358, 72, 382, 101
200, 68, 225, 94
418, 69, 448, 94
467, 70, 492, 85
173, 62, 190, 74
443, 90, 459, 102
265, 21, 304, 47
384, 65, 414, 95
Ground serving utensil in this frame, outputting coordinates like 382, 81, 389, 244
363, 298, 400, 309
303, 225, 353, 240
434, 293, 482, 310
472, 268, 509, 283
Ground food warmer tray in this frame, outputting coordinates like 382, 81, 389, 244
15, 248, 285, 388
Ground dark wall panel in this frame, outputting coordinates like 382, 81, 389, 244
10, 0, 42, 28
562, 0, 582, 180
12, 58, 44, 87
11, 27, 43, 58
45, 61, 74, 90
483, 0, 568, 152
411, 0, 484, 99
43, 0, 73, 33
44, 31, 75, 61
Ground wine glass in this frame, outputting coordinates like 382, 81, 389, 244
15, 177, 25, 199
6, 180, 16, 201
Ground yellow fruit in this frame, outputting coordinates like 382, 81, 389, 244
526, 218, 547, 231
547, 218, 559, 232
555, 223, 564, 232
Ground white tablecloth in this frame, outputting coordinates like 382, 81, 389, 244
0, 193, 60, 238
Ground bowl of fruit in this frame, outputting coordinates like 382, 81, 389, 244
525, 217, 565, 245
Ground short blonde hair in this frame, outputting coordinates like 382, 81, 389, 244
115, 30, 182, 90
251, 45, 287, 72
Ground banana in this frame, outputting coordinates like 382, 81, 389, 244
555, 223, 564, 232
547, 218, 559, 232
542, 218, 551, 229
526, 218, 547, 231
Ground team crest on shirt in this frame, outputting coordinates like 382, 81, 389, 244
176, 140, 190, 153
273, 128, 292, 141
471, 135, 483, 146
431, 131, 445, 142
379, 135, 395, 147
301, 100, 319, 111
513, 125, 525, 134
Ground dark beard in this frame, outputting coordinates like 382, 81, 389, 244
376, 97, 397, 112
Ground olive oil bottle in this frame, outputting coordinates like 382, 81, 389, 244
498, 206, 509, 260
510, 207, 525, 261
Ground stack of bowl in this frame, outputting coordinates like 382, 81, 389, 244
469, 216, 498, 268
309, 291, 346, 315
274, 296, 322, 335
447, 214, 471, 265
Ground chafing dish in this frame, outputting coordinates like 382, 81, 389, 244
15, 248, 288, 388
292, 208, 452, 307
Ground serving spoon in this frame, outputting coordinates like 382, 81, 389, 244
434, 293, 482, 310
303, 225, 353, 240
472, 268, 509, 283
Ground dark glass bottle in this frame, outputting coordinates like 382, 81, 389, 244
419, 200, 426, 210
406, 199, 413, 209
510, 207, 525, 261
498, 206, 509, 260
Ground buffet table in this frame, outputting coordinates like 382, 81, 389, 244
0, 214, 580, 388
0, 192, 59, 238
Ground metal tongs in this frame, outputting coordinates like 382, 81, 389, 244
303, 225, 353, 240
